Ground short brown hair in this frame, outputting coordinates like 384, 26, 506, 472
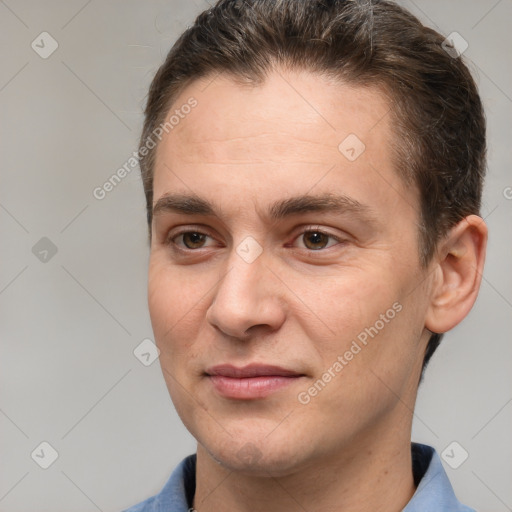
139, 0, 486, 378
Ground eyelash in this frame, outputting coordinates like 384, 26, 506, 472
166, 226, 346, 253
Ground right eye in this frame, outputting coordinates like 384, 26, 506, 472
167, 230, 217, 251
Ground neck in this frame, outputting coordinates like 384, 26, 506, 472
193, 416, 416, 512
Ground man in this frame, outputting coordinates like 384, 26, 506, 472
124, 0, 487, 510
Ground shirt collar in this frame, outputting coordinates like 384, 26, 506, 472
404, 442, 475, 511
126, 442, 474, 511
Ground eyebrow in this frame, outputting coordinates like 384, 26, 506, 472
152, 192, 377, 224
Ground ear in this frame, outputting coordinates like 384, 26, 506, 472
425, 214, 488, 334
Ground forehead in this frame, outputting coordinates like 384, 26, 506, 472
152, 68, 414, 223
156, 69, 392, 162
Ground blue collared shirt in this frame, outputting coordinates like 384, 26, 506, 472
123, 443, 475, 511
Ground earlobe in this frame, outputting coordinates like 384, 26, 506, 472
425, 215, 488, 334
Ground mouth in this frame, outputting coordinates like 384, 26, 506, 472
204, 364, 305, 400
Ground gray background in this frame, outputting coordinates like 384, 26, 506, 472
0, 0, 510, 510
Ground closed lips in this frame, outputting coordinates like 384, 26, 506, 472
205, 364, 304, 378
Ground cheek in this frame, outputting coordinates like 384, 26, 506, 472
148, 255, 203, 327
147, 257, 208, 361
147, 259, 208, 412
294, 268, 400, 346
296, 304, 422, 432
295, 264, 424, 396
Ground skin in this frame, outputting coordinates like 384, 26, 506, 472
147, 68, 487, 512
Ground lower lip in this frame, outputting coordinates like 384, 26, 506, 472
207, 375, 303, 399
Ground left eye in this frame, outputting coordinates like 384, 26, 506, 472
292, 229, 342, 251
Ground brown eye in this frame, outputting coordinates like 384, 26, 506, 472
303, 231, 330, 250
291, 228, 344, 251
166, 226, 219, 253
180, 232, 208, 249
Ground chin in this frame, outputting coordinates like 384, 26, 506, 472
199, 429, 312, 477
175, 396, 322, 476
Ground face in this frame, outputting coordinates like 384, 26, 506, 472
148, 69, 433, 476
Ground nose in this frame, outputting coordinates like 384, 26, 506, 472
205, 244, 286, 341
